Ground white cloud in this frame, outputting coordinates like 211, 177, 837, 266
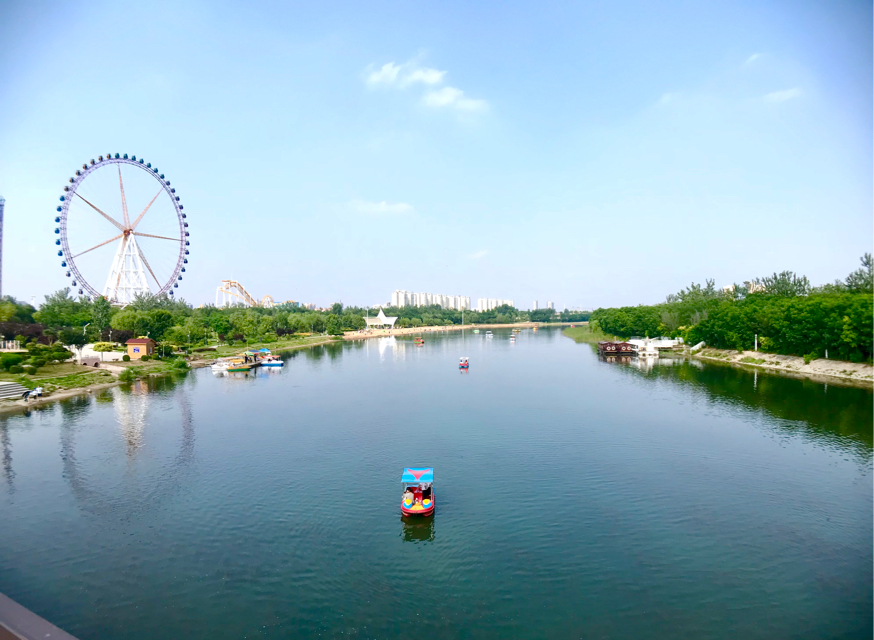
404, 67, 446, 86
423, 86, 489, 111
764, 87, 801, 102
365, 60, 446, 87
470, 249, 488, 260
746, 53, 760, 64
351, 200, 413, 215
366, 62, 402, 86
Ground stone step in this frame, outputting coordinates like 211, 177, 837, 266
0, 382, 30, 400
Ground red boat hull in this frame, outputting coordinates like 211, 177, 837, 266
401, 504, 435, 517
401, 492, 435, 517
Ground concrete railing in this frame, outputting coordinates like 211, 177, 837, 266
0, 593, 78, 640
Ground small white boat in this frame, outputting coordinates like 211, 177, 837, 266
211, 361, 231, 373
486, 330, 493, 339
261, 355, 283, 367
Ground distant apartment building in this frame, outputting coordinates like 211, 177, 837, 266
547, 301, 555, 310
476, 298, 514, 312
532, 300, 538, 310
391, 290, 470, 311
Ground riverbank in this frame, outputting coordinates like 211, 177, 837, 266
0, 335, 345, 415
343, 321, 577, 340
562, 326, 872, 387
693, 348, 873, 387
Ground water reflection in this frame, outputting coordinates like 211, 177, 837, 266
0, 422, 13, 492
400, 516, 434, 543
58, 375, 196, 521
596, 350, 873, 456
115, 379, 150, 454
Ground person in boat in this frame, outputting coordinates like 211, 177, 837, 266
403, 488, 414, 504
419, 483, 432, 501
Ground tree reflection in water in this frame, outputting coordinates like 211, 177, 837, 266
597, 351, 873, 458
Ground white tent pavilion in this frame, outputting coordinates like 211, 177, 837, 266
364, 309, 398, 329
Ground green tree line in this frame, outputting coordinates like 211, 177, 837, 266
589, 254, 873, 362
0, 290, 589, 353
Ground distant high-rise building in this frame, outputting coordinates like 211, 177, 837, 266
532, 300, 538, 310
392, 290, 469, 310
476, 297, 514, 312
547, 301, 554, 310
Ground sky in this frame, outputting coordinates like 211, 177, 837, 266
0, 0, 871, 310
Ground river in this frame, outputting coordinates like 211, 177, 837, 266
0, 328, 871, 639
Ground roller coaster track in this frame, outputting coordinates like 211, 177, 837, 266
215, 280, 274, 308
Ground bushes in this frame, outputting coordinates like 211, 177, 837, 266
8, 365, 23, 374
24, 366, 39, 375
140, 355, 151, 361
1, 354, 23, 370
122, 354, 130, 362
118, 368, 137, 383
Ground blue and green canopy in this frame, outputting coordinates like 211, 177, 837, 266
402, 468, 433, 483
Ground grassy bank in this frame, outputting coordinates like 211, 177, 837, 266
562, 324, 620, 344
192, 334, 343, 359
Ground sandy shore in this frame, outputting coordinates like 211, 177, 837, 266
693, 348, 873, 387
343, 321, 577, 340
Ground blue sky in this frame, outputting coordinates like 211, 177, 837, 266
1, 0, 871, 309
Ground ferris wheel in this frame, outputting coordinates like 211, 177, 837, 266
54, 153, 190, 305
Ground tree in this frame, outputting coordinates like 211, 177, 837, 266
144, 309, 175, 341
760, 271, 811, 297
111, 308, 145, 336
60, 327, 88, 359
326, 314, 344, 335
92, 342, 114, 361
91, 296, 114, 333
845, 253, 873, 294
330, 302, 343, 315
34, 288, 92, 328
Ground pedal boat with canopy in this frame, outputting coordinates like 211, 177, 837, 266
401, 468, 435, 517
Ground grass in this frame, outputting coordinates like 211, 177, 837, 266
197, 335, 342, 358
739, 356, 767, 365
0, 361, 97, 382
562, 323, 620, 344
12, 369, 116, 392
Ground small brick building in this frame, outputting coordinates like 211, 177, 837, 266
126, 338, 156, 359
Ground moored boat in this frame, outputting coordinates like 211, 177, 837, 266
473, 329, 480, 334
401, 468, 434, 517
211, 360, 231, 373
598, 341, 634, 355
459, 356, 469, 369
414, 337, 425, 345
485, 330, 493, 338
261, 354, 283, 367
227, 358, 251, 372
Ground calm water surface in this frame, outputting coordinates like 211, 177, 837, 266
0, 328, 871, 639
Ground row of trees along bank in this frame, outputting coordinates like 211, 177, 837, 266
0, 293, 590, 353
589, 254, 873, 363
